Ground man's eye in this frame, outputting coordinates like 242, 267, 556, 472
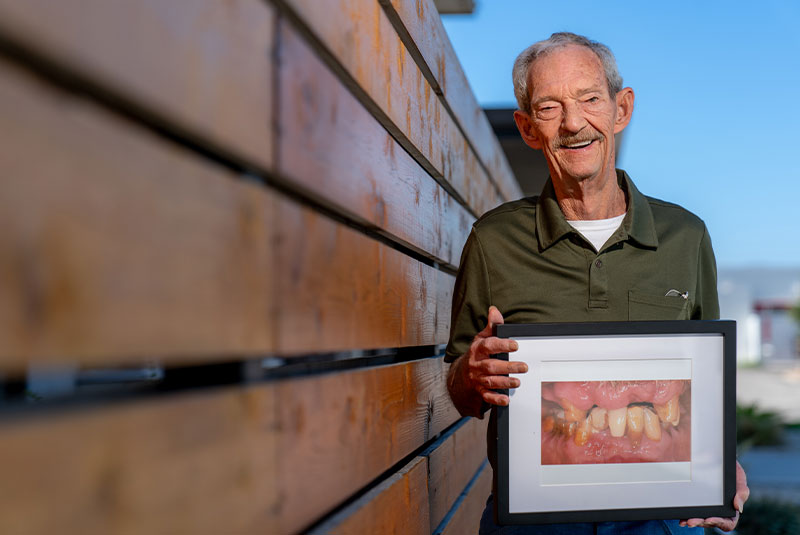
586, 96, 600, 103
536, 106, 559, 119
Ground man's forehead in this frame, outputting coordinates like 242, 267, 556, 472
527, 45, 606, 97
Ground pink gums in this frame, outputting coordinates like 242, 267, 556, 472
543, 380, 687, 410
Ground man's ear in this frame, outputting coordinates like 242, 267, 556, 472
513, 110, 543, 150
613, 87, 634, 134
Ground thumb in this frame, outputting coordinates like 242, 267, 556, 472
477, 306, 505, 338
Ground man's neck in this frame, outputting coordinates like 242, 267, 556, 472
551, 169, 627, 221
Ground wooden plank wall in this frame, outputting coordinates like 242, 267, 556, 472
0, 0, 520, 533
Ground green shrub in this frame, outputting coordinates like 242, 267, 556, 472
732, 498, 800, 535
790, 301, 800, 325
737, 403, 785, 453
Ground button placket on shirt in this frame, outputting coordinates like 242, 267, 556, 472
589, 253, 608, 308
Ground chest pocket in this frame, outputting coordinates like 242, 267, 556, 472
628, 290, 691, 320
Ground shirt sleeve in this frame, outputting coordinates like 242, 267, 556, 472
444, 228, 492, 362
693, 223, 720, 320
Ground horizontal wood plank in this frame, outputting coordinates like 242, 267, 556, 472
0, 52, 456, 367
0, 57, 275, 370
435, 268, 457, 343
0, 357, 458, 535
312, 456, 431, 535
277, 20, 472, 269
274, 357, 459, 532
307, 417, 488, 535
380, 0, 522, 203
279, 0, 501, 217
274, 197, 454, 355
428, 416, 489, 531
441, 461, 491, 535
0, 387, 280, 535
0, 0, 275, 170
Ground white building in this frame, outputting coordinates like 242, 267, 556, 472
718, 268, 800, 364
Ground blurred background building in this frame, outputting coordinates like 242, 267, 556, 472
719, 268, 800, 365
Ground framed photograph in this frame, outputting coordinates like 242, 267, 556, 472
493, 320, 736, 525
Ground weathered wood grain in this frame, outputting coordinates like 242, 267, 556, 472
434, 269, 457, 344
0, 386, 280, 535
441, 461, 491, 535
0, 0, 275, 170
428, 416, 489, 531
274, 356, 459, 533
0, 357, 459, 535
277, 20, 473, 269
379, 0, 522, 203
0, 51, 458, 368
274, 197, 454, 355
305, 417, 489, 535
0, 57, 274, 370
278, 0, 501, 217
312, 456, 431, 535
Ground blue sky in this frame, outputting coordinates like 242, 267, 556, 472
442, 1, 800, 268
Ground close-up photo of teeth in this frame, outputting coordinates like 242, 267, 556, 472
541, 380, 691, 465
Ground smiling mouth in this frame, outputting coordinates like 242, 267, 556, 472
541, 380, 691, 465
560, 139, 595, 149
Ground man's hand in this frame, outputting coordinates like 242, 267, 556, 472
447, 306, 529, 417
680, 461, 750, 531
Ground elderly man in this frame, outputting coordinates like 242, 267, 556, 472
445, 32, 748, 534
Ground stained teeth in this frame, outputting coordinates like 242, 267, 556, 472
542, 416, 554, 433
549, 397, 680, 444
608, 407, 627, 437
655, 396, 680, 426
590, 407, 608, 430
560, 398, 587, 422
627, 406, 644, 447
644, 407, 662, 441
574, 417, 592, 446
551, 419, 576, 436
566, 421, 577, 436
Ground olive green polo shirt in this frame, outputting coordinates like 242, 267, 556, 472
444, 169, 719, 473
445, 168, 719, 361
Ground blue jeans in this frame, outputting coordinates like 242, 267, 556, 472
479, 495, 704, 535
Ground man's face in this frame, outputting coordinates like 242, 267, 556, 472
515, 45, 629, 185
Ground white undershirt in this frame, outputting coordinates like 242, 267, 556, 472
566, 213, 626, 252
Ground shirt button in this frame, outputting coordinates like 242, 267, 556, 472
595, 259, 603, 268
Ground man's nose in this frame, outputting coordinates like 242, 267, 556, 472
560, 101, 586, 133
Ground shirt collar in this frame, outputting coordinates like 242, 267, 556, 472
535, 169, 659, 250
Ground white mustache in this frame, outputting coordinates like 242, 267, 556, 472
555, 132, 601, 148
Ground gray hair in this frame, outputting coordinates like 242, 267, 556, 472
512, 32, 623, 114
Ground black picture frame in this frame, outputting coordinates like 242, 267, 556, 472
493, 320, 736, 525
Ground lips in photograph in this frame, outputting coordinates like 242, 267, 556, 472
541, 380, 691, 465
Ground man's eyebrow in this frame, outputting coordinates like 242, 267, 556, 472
531, 96, 559, 107
531, 86, 605, 107
576, 86, 604, 96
